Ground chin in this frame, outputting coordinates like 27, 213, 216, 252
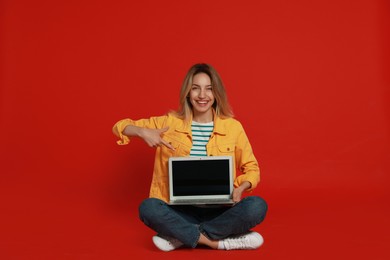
195, 108, 212, 114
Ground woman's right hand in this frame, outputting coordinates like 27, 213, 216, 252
139, 127, 175, 151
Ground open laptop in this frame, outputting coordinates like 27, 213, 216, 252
168, 156, 234, 205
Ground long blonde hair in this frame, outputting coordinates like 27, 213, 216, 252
175, 63, 233, 120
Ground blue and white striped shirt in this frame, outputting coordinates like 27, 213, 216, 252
190, 121, 214, 157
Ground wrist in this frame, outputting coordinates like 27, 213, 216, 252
137, 127, 145, 138
238, 181, 251, 191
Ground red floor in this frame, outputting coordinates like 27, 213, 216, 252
1, 180, 389, 260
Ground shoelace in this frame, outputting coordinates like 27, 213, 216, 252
224, 235, 250, 249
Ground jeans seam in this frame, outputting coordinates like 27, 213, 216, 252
192, 231, 201, 248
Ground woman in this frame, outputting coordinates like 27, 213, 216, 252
112, 63, 268, 251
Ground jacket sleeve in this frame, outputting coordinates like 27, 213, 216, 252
112, 115, 168, 145
233, 123, 260, 191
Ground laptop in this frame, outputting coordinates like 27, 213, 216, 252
168, 156, 234, 205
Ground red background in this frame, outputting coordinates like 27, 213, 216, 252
1, 0, 389, 259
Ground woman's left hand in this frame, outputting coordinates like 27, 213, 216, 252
232, 181, 251, 203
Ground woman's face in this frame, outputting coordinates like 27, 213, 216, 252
189, 72, 215, 118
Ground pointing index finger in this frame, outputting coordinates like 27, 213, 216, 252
161, 139, 175, 151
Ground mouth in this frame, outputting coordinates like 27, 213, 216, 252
196, 100, 209, 106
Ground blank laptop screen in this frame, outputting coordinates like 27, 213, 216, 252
171, 159, 230, 196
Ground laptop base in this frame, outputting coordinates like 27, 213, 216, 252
169, 199, 235, 206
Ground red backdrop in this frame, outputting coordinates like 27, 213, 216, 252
1, 0, 389, 259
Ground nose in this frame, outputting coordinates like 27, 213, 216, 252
199, 88, 206, 98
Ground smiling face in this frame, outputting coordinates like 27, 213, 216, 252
189, 72, 215, 122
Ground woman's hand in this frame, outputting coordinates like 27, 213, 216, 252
139, 127, 175, 151
232, 181, 251, 203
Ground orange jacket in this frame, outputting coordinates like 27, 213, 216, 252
113, 112, 260, 203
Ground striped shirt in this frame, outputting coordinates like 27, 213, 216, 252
190, 121, 214, 157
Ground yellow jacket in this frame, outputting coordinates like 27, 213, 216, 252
113, 112, 260, 203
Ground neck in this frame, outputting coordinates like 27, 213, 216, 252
192, 111, 213, 123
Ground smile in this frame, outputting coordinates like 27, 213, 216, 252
196, 100, 209, 105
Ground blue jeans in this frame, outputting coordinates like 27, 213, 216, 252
139, 196, 268, 248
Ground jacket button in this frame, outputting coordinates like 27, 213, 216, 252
227, 148, 230, 151
210, 154, 213, 156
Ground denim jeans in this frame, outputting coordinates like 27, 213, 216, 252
138, 196, 268, 248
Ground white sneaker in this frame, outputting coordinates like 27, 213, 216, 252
152, 235, 184, 252
222, 231, 264, 250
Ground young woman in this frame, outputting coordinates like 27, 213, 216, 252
112, 63, 268, 251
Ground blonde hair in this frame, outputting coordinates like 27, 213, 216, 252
175, 63, 233, 121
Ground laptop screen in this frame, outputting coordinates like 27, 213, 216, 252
170, 157, 232, 196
